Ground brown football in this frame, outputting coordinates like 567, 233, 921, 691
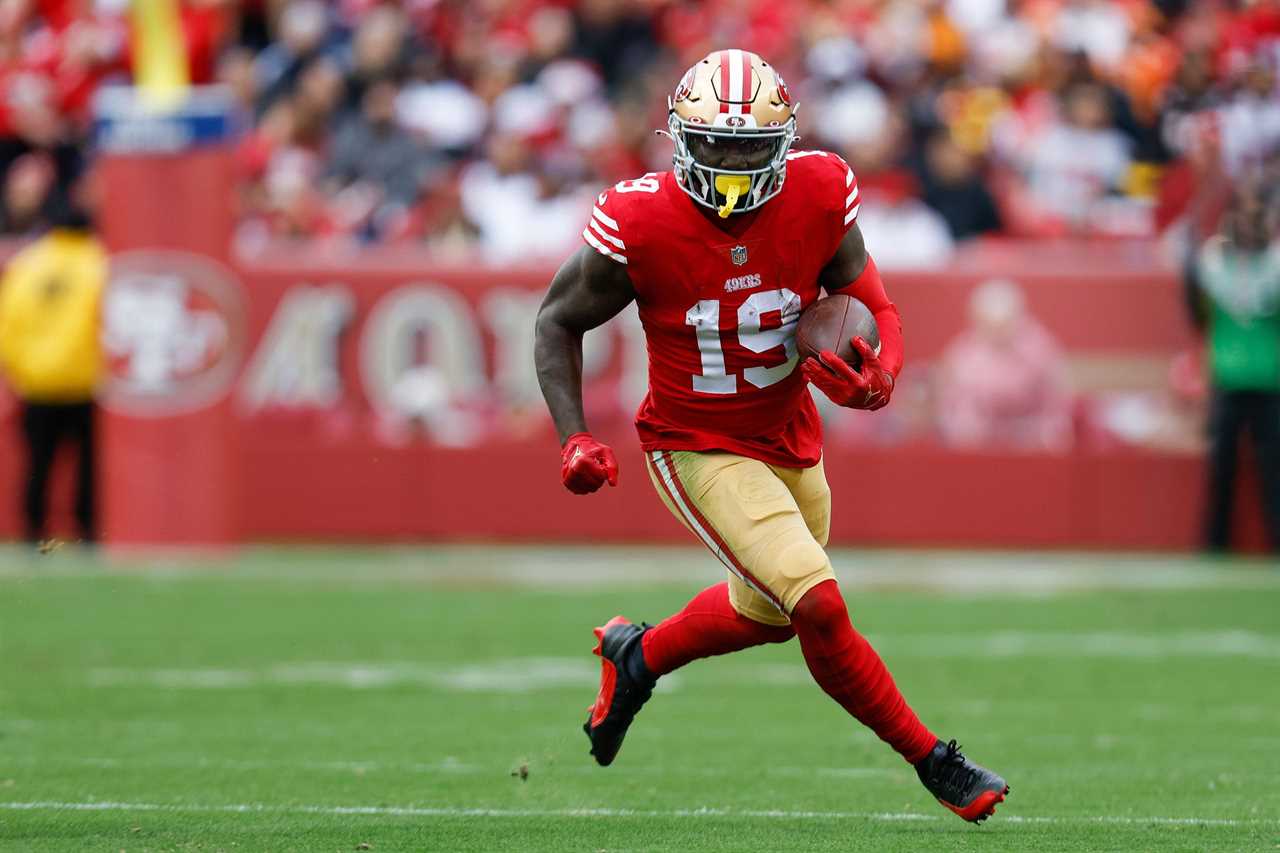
796, 294, 880, 370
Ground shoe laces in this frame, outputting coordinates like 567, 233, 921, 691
933, 739, 979, 797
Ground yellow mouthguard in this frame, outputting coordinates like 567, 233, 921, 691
715, 175, 751, 218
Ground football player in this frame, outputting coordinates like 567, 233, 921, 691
534, 49, 1008, 823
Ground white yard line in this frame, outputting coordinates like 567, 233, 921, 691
6, 755, 481, 774
0, 800, 1274, 828
3, 754, 898, 779
13, 753, 1278, 783
78, 630, 1280, 694
12, 700, 1274, 735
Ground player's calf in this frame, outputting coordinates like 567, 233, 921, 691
789, 579, 939, 762
914, 738, 1009, 823
584, 616, 656, 766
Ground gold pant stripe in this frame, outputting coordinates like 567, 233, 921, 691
647, 450, 786, 611
647, 451, 736, 571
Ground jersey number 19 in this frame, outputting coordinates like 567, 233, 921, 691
685, 288, 801, 394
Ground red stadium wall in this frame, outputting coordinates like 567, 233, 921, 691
234, 258, 1259, 550
0, 246, 1266, 550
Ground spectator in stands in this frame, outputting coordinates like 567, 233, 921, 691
855, 174, 956, 268
415, 177, 482, 260
217, 45, 259, 118
235, 93, 334, 244
1215, 51, 1280, 179
0, 62, 85, 236
1051, 0, 1133, 75
936, 279, 1073, 450
917, 130, 1003, 240
254, 0, 333, 113
2, 0, 1277, 254
0, 200, 104, 545
343, 4, 412, 112
1161, 48, 1220, 158
395, 52, 487, 156
570, 0, 660, 93
1021, 81, 1134, 232
0, 152, 54, 235
325, 77, 432, 241
1185, 183, 1280, 552
460, 131, 590, 262
290, 55, 344, 147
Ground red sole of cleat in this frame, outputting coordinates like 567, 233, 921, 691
941, 786, 1009, 823
587, 616, 631, 728
591, 616, 630, 657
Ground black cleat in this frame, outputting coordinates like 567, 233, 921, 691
583, 616, 655, 766
915, 739, 1009, 823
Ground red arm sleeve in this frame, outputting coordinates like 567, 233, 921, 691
836, 255, 903, 378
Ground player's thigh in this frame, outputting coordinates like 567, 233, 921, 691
771, 457, 832, 547
646, 449, 833, 615
644, 455, 790, 625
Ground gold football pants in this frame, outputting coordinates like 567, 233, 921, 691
644, 450, 834, 625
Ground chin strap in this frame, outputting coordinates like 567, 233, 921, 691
715, 175, 751, 218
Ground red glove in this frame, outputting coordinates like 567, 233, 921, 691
802, 336, 895, 411
560, 432, 620, 495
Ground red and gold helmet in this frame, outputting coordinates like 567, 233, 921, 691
667, 49, 798, 217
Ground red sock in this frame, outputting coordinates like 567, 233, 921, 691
791, 579, 937, 763
641, 582, 795, 676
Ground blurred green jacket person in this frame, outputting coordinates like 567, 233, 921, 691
0, 228, 106, 402
1185, 185, 1280, 553
1195, 237, 1280, 391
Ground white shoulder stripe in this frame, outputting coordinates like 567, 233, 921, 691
591, 206, 620, 232
588, 219, 626, 251
845, 168, 854, 188
582, 228, 627, 264
844, 204, 861, 225
845, 187, 859, 209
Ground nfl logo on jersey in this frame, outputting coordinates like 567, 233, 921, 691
730, 245, 748, 265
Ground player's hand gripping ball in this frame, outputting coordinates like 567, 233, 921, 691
560, 432, 620, 494
802, 337, 895, 410
797, 295, 892, 410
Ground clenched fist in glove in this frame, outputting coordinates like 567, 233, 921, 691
802, 336, 895, 411
560, 432, 620, 494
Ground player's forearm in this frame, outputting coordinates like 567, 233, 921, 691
871, 303, 904, 378
845, 256, 904, 377
534, 314, 590, 444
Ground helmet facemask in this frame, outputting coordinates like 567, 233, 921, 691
669, 108, 797, 218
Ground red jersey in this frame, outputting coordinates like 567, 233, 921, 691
582, 150, 862, 468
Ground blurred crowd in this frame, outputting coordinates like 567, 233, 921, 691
0, 0, 1278, 262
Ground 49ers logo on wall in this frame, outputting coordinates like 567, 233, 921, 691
101, 250, 247, 416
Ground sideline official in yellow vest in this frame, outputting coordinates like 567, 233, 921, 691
0, 205, 105, 544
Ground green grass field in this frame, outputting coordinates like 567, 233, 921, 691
1, 545, 1278, 852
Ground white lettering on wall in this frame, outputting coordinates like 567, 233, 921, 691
360, 285, 485, 444
239, 284, 353, 411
